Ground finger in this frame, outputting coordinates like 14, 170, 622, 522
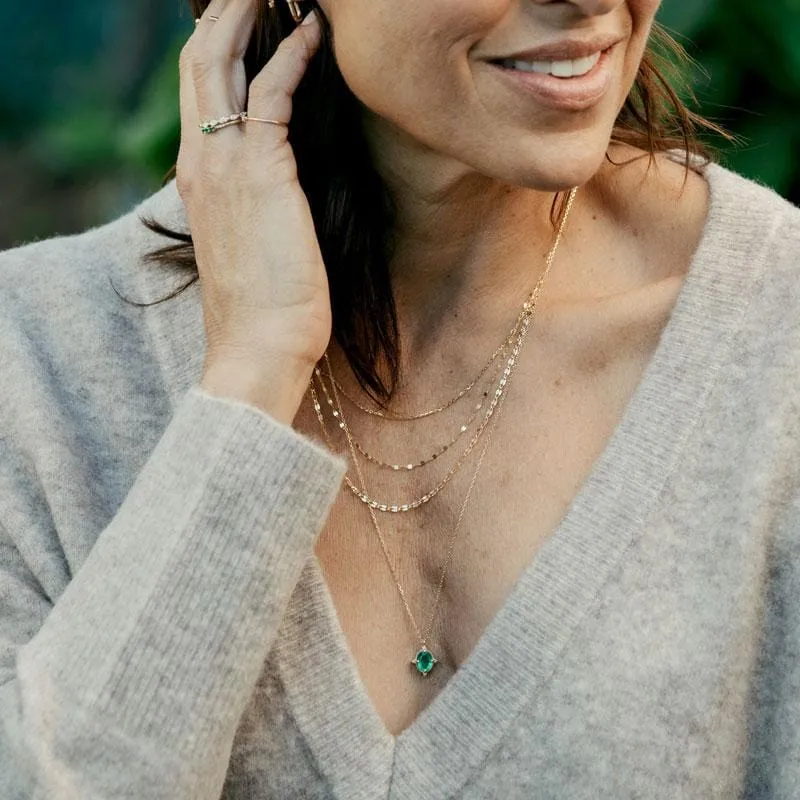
205, 0, 259, 61
193, 0, 257, 126
192, 0, 230, 41
178, 37, 203, 156
182, 0, 235, 144
246, 10, 321, 131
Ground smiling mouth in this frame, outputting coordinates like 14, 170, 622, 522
490, 47, 611, 79
487, 44, 617, 111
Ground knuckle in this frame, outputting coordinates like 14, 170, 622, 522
284, 31, 314, 61
179, 42, 197, 74
190, 53, 215, 84
175, 165, 194, 200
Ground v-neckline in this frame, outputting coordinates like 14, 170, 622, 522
137, 161, 768, 800
269, 162, 767, 800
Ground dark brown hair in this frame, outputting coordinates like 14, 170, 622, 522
140, 2, 724, 406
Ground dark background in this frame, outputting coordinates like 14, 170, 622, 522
1, 0, 799, 249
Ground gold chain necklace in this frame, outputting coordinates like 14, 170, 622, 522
314, 186, 577, 514
330, 313, 526, 421
317, 367, 508, 676
314, 337, 519, 512
316, 371, 483, 470
314, 343, 508, 472
310, 187, 578, 675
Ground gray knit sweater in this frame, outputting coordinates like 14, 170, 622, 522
0, 161, 798, 799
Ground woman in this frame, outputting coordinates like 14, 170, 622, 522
1, 0, 798, 796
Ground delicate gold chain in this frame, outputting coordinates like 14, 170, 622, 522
325, 370, 508, 650
314, 340, 508, 472
309, 187, 578, 668
314, 185, 577, 513
330, 315, 525, 421
315, 324, 523, 512
316, 371, 483, 470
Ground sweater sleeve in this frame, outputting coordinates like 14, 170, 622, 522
0, 386, 346, 799
744, 492, 800, 798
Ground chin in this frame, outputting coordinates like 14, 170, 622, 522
483, 134, 613, 193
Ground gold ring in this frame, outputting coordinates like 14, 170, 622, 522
245, 116, 289, 127
199, 112, 247, 135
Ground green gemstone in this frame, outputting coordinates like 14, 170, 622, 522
414, 648, 437, 676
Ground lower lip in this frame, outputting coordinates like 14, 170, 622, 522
489, 47, 614, 111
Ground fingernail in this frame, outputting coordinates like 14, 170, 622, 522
301, 9, 317, 25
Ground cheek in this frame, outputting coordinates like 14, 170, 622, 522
633, 0, 664, 21
618, 1, 661, 91
628, 0, 662, 51
330, 0, 495, 128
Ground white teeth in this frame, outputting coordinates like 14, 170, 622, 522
550, 60, 574, 78
501, 51, 601, 78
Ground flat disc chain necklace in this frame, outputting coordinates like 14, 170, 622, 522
315, 347, 506, 472
320, 303, 529, 473
331, 302, 530, 421
310, 187, 578, 676
314, 339, 515, 512
319, 189, 578, 516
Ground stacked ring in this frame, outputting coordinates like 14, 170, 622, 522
245, 116, 289, 127
199, 113, 290, 135
199, 111, 247, 134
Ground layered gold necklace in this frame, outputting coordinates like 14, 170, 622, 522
310, 187, 578, 676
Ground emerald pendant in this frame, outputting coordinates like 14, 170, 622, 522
412, 648, 438, 676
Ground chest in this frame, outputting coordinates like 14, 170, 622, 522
295, 277, 685, 737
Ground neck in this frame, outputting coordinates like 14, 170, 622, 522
390, 177, 556, 303
363, 113, 557, 330
347, 122, 636, 391
361, 119, 616, 365
326, 139, 708, 407
381, 174, 593, 368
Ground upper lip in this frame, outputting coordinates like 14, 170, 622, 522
490, 34, 622, 63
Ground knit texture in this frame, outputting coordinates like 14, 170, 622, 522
0, 161, 798, 799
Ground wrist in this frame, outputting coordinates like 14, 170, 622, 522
200, 353, 315, 426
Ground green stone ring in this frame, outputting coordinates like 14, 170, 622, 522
412, 648, 438, 676
199, 111, 247, 135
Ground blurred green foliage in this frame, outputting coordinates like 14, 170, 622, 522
1, 0, 798, 247
659, 0, 800, 199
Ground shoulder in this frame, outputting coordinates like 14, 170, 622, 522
669, 151, 800, 267
697, 160, 800, 323
605, 146, 800, 390
0, 181, 192, 425
700, 158, 800, 247
0, 180, 189, 326
602, 143, 800, 240
604, 144, 800, 295
0, 181, 191, 387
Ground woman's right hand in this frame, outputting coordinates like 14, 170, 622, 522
177, 0, 328, 424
